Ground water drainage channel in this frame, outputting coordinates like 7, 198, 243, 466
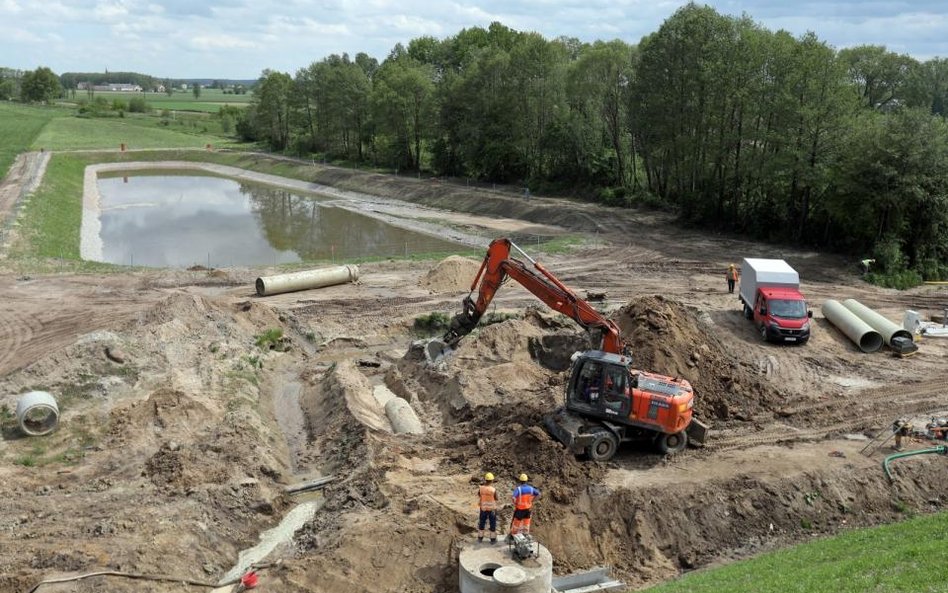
218, 368, 318, 583
218, 498, 322, 585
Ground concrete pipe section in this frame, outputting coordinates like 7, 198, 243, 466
384, 397, 424, 435
255, 264, 359, 297
822, 299, 884, 353
459, 541, 553, 593
16, 391, 60, 436
841, 299, 913, 347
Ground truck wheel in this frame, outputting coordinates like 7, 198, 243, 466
656, 430, 688, 455
760, 325, 769, 342
743, 304, 752, 319
586, 432, 619, 462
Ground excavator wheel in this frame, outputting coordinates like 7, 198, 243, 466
586, 431, 619, 462
656, 430, 688, 455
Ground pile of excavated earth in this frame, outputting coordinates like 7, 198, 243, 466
2, 196, 948, 592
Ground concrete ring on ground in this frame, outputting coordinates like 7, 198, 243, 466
15, 391, 59, 436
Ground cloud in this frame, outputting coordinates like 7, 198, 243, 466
2, 0, 948, 78
189, 34, 261, 50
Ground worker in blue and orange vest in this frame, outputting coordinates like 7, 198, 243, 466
477, 472, 499, 543
509, 473, 541, 538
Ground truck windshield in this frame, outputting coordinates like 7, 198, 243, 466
770, 299, 807, 319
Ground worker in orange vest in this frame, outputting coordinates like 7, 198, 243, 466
509, 473, 541, 538
477, 472, 499, 543
726, 263, 739, 294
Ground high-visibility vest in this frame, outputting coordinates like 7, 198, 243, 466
727, 268, 738, 280
513, 485, 538, 510
479, 485, 497, 511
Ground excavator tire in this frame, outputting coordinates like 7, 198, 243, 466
586, 431, 619, 462
656, 430, 688, 455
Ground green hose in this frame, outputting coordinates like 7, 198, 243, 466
882, 445, 948, 481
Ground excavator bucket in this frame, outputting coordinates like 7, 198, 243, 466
423, 338, 453, 365
686, 418, 709, 446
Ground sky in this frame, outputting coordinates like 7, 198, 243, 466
1, 0, 947, 79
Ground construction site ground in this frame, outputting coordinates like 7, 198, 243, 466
1, 155, 947, 593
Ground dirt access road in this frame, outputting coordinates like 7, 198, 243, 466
1, 157, 947, 593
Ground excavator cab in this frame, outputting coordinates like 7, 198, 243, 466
567, 353, 633, 420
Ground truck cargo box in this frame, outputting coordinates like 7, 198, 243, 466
739, 258, 800, 307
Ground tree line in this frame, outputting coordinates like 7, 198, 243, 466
239, 4, 948, 283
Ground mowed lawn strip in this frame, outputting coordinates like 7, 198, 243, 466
0, 103, 64, 177
13, 153, 86, 259
644, 510, 948, 593
32, 116, 232, 150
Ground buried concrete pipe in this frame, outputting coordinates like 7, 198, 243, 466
255, 265, 359, 297
384, 397, 424, 435
822, 299, 884, 353
16, 391, 60, 436
842, 299, 913, 347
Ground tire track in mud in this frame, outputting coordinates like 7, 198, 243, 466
705, 387, 947, 454
0, 309, 36, 373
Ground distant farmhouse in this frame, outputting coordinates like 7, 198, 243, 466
77, 82, 143, 92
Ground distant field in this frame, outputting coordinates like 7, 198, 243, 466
32, 115, 237, 150
644, 511, 948, 593
65, 88, 252, 113
0, 103, 67, 177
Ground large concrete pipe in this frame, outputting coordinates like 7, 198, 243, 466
384, 397, 424, 435
256, 265, 358, 296
16, 391, 59, 436
822, 299, 884, 353
841, 299, 913, 346
459, 541, 553, 593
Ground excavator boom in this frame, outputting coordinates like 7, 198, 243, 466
443, 238, 624, 353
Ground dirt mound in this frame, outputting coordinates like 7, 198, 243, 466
419, 255, 481, 293
614, 296, 785, 422
393, 319, 553, 423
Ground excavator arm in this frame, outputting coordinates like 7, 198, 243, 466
443, 238, 625, 354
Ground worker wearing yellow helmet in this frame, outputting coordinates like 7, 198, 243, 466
509, 473, 541, 538
477, 472, 499, 543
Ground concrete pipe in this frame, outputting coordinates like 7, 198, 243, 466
16, 391, 59, 436
822, 299, 884, 353
256, 265, 359, 297
384, 397, 424, 435
842, 299, 913, 347
459, 541, 553, 593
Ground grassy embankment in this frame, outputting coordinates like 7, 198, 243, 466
644, 510, 948, 593
0, 103, 67, 177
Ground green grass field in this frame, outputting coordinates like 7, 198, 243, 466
0, 103, 68, 177
644, 511, 948, 593
31, 113, 238, 151
64, 88, 252, 113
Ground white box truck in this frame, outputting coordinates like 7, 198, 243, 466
739, 258, 812, 344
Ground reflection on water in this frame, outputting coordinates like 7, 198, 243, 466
95, 173, 462, 267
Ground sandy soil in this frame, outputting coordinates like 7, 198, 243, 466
1, 157, 947, 593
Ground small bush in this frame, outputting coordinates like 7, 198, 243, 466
413, 312, 451, 335
128, 97, 147, 113
255, 328, 284, 349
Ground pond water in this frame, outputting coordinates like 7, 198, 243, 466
94, 172, 462, 267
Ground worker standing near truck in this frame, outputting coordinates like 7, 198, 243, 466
509, 474, 541, 538
477, 472, 499, 543
726, 264, 739, 294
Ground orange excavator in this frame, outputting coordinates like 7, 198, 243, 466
441, 238, 708, 460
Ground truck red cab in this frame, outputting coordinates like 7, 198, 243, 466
739, 258, 812, 344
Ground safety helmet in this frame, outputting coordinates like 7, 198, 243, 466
518, 473, 529, 482
484, 472, 495, 481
